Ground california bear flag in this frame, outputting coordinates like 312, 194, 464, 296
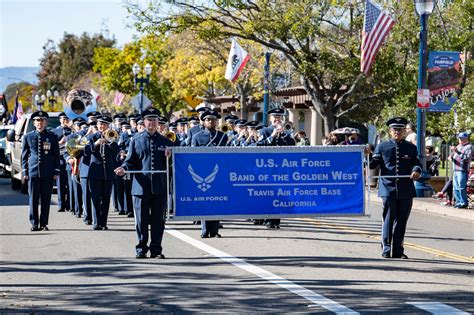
224, 38, 250, 82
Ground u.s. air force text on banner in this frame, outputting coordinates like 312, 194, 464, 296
171, 146, 366, 220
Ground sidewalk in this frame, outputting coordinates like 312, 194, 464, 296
368, 191, 474, 222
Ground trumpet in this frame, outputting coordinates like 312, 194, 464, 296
163, 131, 177, 142
218, 123, 232, 133
104, 129, 119, 143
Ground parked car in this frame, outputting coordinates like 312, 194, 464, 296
0, 124, 15, 177
6, 112, 61, 193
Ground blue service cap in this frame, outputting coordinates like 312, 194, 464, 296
200, 110, 221, 121
235, 119, 248, 127
267, 108, 285, 116
457, 132, 469, 139
176, 118, 188, 125
141, 108, 161, 119
97, 115, 113, 124
386, 117, 408, 128
245, 120, 260, 129
224, 114, 239, 122
31, 111, 49, 120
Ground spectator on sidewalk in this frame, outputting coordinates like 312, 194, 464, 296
448, 132, 472, 209
433, 179, 454, 206
405, 123, 417, 146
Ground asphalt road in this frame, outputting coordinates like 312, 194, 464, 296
0, 177, 472, 314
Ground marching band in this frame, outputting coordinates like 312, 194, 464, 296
21, 90, 301, 258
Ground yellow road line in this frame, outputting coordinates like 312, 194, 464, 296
298, 218, 474, 264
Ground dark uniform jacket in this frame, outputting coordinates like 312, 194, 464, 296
183, 125, 204, 146
84, 132, 119, 180
370, 139, 422, 199
51, 125, 72, 167
191, 129, 228, 147
257, 126, 296, 146
22, 129, 60, 178
122, 131, 174, 196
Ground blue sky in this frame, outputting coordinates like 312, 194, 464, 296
0, 0, 137, 68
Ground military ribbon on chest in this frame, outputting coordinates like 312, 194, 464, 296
43, 138, 51, 154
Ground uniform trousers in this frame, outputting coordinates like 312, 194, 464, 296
381, 197, 412, 257
56, 166, 69, 211
133, 194, 166, 255
201, 220, 219, 237
80, 177, 92, 223
28, 176, 54, 227
89, 179, 113, 227
116, 176, 125, 213
66, 170, 75, 212
73, 176, 83, 216
124, 177, 133, 214
111, 176, 120, 211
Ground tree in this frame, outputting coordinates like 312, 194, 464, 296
4, 82, 36, 114
126, 0, 419, 135
37, 32, 115, 94
93, 34, 184, 118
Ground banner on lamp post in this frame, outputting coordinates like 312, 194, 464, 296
427, 51, 462, 112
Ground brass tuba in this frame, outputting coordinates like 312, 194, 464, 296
64, 89, 97, 120
218, 122, 232, 133
163, 131, 176, 142
104, 129, 119, 143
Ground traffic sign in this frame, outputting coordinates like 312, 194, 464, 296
417, 89, 430, 108
183, 95, 201, 108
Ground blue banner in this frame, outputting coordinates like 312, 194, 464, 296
427, 51, 462, 113
171, 146, 365, 220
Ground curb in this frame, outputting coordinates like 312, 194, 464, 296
368, 191, 474, 222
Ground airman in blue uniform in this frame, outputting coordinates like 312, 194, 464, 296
117, 121, 134, 217
191, 110, 228, 238
175, 118, 188, 145
242, 121, 261, 147
258, 108, 296, 228
84, 115, 119, 230
115, 108, 174, 259
230, 119, 248, 146
22, 111, 60, 231
368, 117, 421, 259
52, 112, 72, 212
184, 107, 209, 146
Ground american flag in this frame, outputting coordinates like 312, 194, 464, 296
360, 0, 395, 74
16, 101, 23, 120
113, 91, 125, 106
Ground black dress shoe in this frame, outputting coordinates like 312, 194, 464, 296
92, 225, 102, 230
31, 226, 40, 232
118, 211, 126, 215
201, 234, 209, 238
57, 209, 65, 212
102, 226, 108, 230
85, 220, 92, 225
210, 234, 222, 238
136, 253, 147, 259
127, 212, 134, 218
40, 226, 49, 231
150, 253, 165, 259
393, 254, 408, 259
382, 253, 391, 258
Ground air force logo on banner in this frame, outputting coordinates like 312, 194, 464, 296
188, 164, 219, 192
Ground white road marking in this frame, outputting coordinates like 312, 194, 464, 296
166, 226, 359, 314
408, 302, 469, 314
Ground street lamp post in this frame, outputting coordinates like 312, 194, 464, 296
34, 93, 46, 111
262, 52, 271, 125
414, 0, 435, 197
132, 63, 152, 114
46, 89, 60, 110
